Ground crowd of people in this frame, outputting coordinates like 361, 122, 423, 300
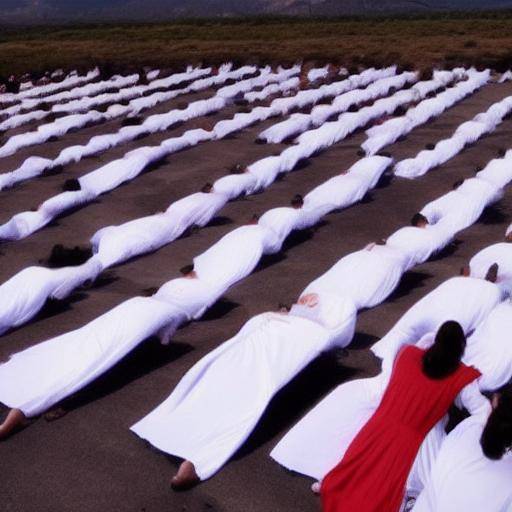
0, 63, 511, 511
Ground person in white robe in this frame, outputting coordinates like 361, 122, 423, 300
385, 214, 453, 271
463, 300, 512, 391
420, 177, 502, 228
371, 273, 505, 361
0, 262, 99, 336
469, 240, 512, 296
91, 189, 229, 269
412, 387, 512, 512
477, 153, 512, 189
0, 274, 217, 439
302, 242, 408, 311
212, 171, 258, 201
131, 291, 357, 488
270, 326, 489, 503
192, 222, 270, 292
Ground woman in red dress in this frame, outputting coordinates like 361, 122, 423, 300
321, 321, 481, 512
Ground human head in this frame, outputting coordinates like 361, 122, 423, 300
249, 214, 260, 225
498, 147, 507, 158
425, 142, 436, 150
47, 244, 92, 268
480, 384, 512, 460
229, 163, 245, 174
63, 178, 81, 192
290, 194, 304, 209
460, 265, 471, 277
277, 303, 290, 313
179, 264, 195, 277
411, 213, 429, 228
201, 182, 213, 194
422, 320, 466, 379
485, 263, 499, 283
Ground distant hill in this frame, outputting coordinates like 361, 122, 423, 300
2, 0, 512, 23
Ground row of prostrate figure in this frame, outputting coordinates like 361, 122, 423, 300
0, 146, 512, 510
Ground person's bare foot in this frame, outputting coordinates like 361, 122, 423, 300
0, 408, 27, 439
44, 407, 68, 422
171, 460, 199, 490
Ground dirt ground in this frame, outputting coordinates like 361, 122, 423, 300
1, 78, 512, 512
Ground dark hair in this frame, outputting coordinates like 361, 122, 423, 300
278, 303, 290, 311
63, 178, 81, 191
481, 385, 512, 460
411, 213, 428, 227
201, 182, 213, 193
291, 194, 304, 208
179, 264, 194, 276
47, 244, 92, 268
425, 142, 436, 150
228, 163, 244, 174
485, 263, 499, 283
498, 148, 507, 158
422, 321, 466, 379
452, 179, 464, 190
250, 213, 260, 223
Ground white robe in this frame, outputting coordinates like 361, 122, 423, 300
131, 293, 356, 480
477, 157, 512, 189
257, 206, 302, 253
193, 225, 268, 291
91, 192, 228, 269
463, 301, 512, 391
469, 243, 512, 296
371, 276, 504, 360
303, 244, 407, 310
0, 296, 182, 417
385, 224, 452, 271
213, 173, 258, 201
412, 413, 512, 512
0, 267, 75, 335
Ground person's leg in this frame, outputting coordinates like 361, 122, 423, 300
0, 408, 26, 439
171, 460, 200, 490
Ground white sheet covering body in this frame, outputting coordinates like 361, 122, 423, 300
463, 301, 512, 391
302, 244, 407, 310
371, 276, 504, 360
0, 296, 182, 417
412, 413, 512, 512
131, 293, 357, 479
469, 242, 512, 295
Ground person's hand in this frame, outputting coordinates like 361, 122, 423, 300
298, 293, 319, 307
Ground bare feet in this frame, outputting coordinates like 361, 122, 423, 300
311, 481, 321, 495
171, 460, 200, 491
0, 408, 27, 439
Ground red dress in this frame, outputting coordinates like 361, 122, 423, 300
321, 345, 480, 512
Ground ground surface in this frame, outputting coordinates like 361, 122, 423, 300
0, 77, 512, 512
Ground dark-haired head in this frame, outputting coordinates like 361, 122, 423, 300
422, 321, 466, 379
485, 263, 499, 283
180, 264, 194, 276
480, 385, 512, 460
229, 163, 245, 174
291, 194, 304, 209
63, 178, 81, 192
411, 213, 429, 228
498, 148, 507, 158
249, 213, 260, 224
425, 142, 436, 151
47, 244, 92, 268
278, 303, 290, 313
201, 182, 213, 194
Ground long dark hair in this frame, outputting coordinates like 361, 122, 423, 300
422, 321, 466, 379
481, 385, 512, 460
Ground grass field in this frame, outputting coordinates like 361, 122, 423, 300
2, 12, 512, 78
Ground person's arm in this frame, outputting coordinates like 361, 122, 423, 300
455, 380, 492, 420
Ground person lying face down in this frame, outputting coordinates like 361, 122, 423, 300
469, 238, 512, 296
302, 239, 409, 311
371, 265, 504, 361
130, 291, 356, 490
384, 213, 453, 271
412, 385, 512, 512
0, 270, 222, 440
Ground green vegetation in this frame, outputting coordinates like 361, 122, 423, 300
2, 13, 512, 77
